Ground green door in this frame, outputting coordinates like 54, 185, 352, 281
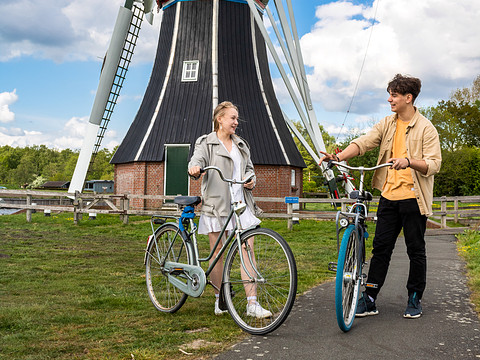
165, 145, 189, 196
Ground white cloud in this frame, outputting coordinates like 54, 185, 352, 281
0, 127, 44, 147
52, 116, 118, 150
0, 0, 161, 63
301, 0, 480, 115
0, 115, 118, 150
0, 90, 18, 123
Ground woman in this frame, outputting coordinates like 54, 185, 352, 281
188, 101, 270, 318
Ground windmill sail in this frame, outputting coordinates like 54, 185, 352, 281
68, 2, 145, 194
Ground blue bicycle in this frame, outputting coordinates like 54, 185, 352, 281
328, 161, 392, 332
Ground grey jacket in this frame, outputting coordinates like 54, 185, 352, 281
188, 132, 262, 217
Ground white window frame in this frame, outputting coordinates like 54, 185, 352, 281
181, 60, 199, 82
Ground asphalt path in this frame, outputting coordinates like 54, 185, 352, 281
214, 228, 480, 360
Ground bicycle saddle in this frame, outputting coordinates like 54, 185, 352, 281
174, 196, 202, 206
349, 190, 373, 201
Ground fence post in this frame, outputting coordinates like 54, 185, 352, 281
73, 191, 82, 225
454, 198, 459, 224
122, 195, 129, 225
441, 196, 447, 228
26, 194, 32, 222
287, 202, 293, 230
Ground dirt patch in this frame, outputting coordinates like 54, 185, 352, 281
180, 339, 222, 352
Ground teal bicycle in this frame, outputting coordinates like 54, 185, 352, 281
144, 166, 297, 335
328, 160, 392, 332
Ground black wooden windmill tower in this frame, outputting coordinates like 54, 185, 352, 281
110, 0, 306, 210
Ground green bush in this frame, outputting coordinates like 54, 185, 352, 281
434, 148, 480, 196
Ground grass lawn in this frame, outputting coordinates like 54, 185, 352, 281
2, 211, 478, 359
0, 213, 356, 360
457, 228, 480, 315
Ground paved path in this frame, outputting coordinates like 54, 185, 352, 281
215, 229, 480, 359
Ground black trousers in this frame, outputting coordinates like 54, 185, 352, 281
365, 196, 427, 300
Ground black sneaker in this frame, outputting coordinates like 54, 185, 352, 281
404, 292, 422, 319
356, 292, 379, 317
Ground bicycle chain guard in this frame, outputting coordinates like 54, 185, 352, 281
163, 261, 206, 298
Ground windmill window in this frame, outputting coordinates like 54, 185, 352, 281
182, 60, 199, 82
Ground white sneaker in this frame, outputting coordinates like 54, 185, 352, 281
215, 300, 228, 316
246, 302, 273, 319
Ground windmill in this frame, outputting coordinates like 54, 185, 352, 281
69, 0, 353, 202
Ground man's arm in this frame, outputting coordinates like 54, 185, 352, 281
319, 143, 360, 164
388, 157, 428, 175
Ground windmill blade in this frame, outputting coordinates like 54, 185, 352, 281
245, 0, 353, 199
68, 1, 148, 194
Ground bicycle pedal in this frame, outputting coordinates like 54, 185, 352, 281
328, 262, 337, 272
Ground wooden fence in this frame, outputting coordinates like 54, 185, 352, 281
1, 189, 479, 229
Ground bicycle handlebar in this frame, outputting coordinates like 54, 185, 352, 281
200, 166, 255, 185
327, 161, 394, 172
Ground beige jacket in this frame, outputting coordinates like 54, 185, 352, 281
188, 132, 261, 217
351, 108, 442, 216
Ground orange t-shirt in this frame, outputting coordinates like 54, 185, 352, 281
382, 119, 416, 200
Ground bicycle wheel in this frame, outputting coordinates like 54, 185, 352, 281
145, 223, 189, 313
223, 227, 297, 335
335, 224, 362, 332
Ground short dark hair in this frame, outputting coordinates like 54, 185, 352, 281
387, 74, 422, 103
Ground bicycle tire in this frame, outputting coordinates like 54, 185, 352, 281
223, 227, 297, 335
145, 223, 189, 313
335, 224, 362, 332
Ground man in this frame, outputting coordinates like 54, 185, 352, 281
320, 74, 442, 319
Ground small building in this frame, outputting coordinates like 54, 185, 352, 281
84, 180, 114, 193
41, 181, 70, 190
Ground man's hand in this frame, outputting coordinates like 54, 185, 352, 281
319, 151, 339, 165
388, 157, 410, 170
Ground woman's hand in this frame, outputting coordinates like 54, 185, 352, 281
188, 166, 202, 178
243, 178, 255, 190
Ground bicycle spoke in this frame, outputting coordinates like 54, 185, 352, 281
223, 228, 297, 335
146, 224, 189, 313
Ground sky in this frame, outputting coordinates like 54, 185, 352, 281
1, 0, 480, 152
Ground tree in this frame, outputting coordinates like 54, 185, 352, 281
88, 148, 114, 180
450, 74, 480, 104
421, 74, 480, 151
423, 100, 480, 151
434, 148, 480, 196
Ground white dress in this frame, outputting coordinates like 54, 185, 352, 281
198, 140, 261, 235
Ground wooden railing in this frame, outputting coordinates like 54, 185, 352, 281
1, 190, 479, 229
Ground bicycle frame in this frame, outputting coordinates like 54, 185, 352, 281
147, 166, 262, 295
330, 161, 393, 331
330, 161, 393, 271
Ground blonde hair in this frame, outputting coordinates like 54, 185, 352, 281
213, 101, 238, 132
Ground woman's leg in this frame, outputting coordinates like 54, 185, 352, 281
241, 236, 257, 304
209, 231, 224, 295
